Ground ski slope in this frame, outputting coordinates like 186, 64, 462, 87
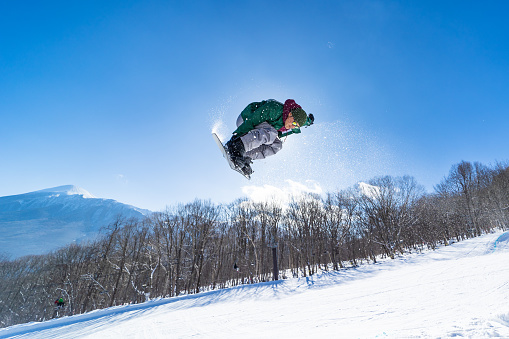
2, 231, 509, 338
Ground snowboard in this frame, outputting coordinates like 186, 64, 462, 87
212, 133, 251, 180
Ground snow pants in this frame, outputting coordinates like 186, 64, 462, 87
236, 114, 283, 160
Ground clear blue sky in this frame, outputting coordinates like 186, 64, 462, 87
1, 0, 508, 211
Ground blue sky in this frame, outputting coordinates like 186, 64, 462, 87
1, 0, 508, 211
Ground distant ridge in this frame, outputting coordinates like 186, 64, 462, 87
34, 185, 96, 198
0, 185, 151, 258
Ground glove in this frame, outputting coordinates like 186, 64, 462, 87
305, 113, 314, 127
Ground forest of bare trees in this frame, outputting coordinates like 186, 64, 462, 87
1, 160, 508, 328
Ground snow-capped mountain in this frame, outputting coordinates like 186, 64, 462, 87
0, 185, 151, 259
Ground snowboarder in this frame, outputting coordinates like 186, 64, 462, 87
225, 99, 314, 176
52, 297, 66, 318
54, 298, 65, 308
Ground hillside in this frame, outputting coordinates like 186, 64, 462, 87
1, 230, 508, 338
0, 185, 151, 258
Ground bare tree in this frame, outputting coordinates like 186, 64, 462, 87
3, 162, 509, 329
358, 176, 424, 259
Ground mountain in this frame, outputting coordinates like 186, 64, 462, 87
0, 185, 151, 259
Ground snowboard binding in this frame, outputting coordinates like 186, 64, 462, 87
212, 133, 252, 180
225, 136, 253, 177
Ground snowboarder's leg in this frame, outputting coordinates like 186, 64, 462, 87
239, 122, 279, 153
244, 138, 282, 160
227, 118, 280, 175
237, 122, 282, 160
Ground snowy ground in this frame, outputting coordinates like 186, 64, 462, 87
2, 231, 509, 338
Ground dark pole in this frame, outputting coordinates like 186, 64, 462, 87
272, 246, 279, 281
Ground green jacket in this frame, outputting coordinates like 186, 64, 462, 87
233, 100, 311, 138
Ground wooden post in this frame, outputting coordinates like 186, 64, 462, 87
272, 246, 279, 281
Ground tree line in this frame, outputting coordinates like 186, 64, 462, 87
1, 160, 508, 328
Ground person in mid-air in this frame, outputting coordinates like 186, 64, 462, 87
226, 99, 314, 176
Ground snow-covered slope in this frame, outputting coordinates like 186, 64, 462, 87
33, 185, 97, 198
1, 231, 508, 338
0, 185, 151, 258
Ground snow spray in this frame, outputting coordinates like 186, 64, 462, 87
241, 119, 399, 202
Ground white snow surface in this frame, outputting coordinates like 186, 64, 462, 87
2, 231, 509, 338
0, 186, 151, 258
34, 185, 96, 199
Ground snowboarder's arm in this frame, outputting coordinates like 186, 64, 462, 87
278, 114, 314, 137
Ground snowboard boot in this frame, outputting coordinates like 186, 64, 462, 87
230, 155, 252, 174
238, 157, 253, 176
241, 163, 253, 176
226, 136, 253, 176
226, 136, 245, 160
229, 153, 253, 176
